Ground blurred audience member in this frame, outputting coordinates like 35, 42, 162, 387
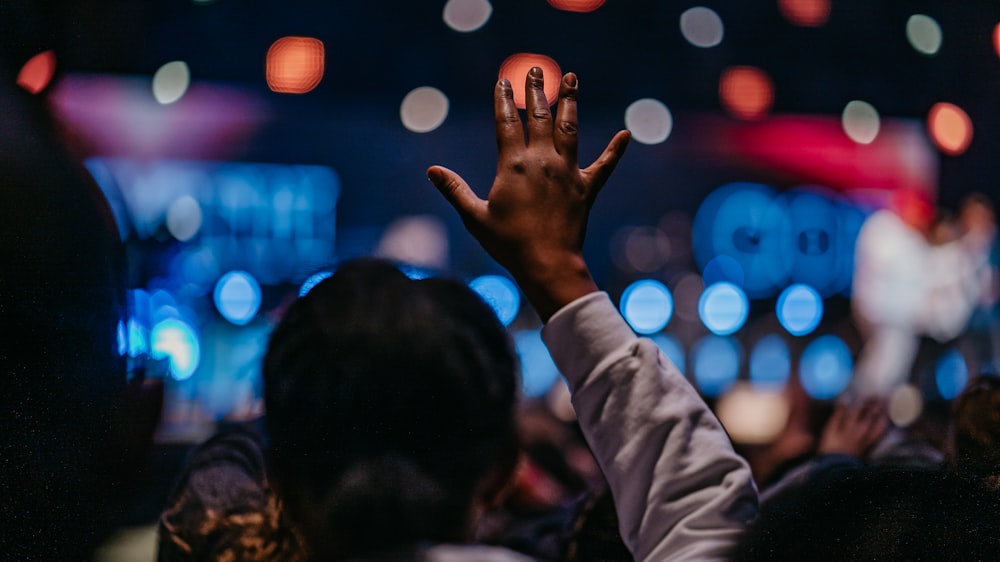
948, 375, 1000, 488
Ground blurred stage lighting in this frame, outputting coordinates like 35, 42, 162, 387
546, 0, 605, 13
624, 98, 673, 145
443, 0, 492, 32
699, 282, 749, 336
151, 318, 200, 380
778, 0, 830, 27
995, 23, 1000, 59
470, 274, 520, 326
17, 50, 56, 94
842, 100, 880, 144
299, 270, 333, 297
716, 382, 791, 445
152, 61, 191, 105
906, 14, 943, 56
680, 7, 724, 48
166, 195, 203, 242
650, 334, 686, 373
214, 270, 262, 326
928, 102, 973, 155
620, 279, 673, 334
719, 66, 774, 120
888, 384, 923, 427
498, 53, 561, 108
799, 335, 852, 399
400, 86, 450, 133
777, 284, 823, 336
515, 330, 561, 398
749, 334, 791, 391
266, 36, 325, 94
702, 255, 745, 287
935, 348, 969, 400
692, 335, 741, 397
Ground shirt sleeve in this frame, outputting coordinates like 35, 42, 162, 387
542, 292, 758, 562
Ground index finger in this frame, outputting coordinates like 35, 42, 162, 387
495, 78, 524, 154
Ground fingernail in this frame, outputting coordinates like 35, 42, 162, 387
498, 78, 511, 89
565, 74, 577, 87
529, 66, 543, 78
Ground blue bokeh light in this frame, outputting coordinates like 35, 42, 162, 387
470, 275, 521, 326
397, 264, 434, 280
698, 282, 749, 335
127, 318, 149, 358
935, 348, 969, 400
650, 334, 686, 373
749, 334, 791, 390
692, 335, 741, 397
150, 318, 201, 380
214, 271, 262, 326
514, 330, 561, 398
702, 255, 745, 288
799, 335, 853, 400
777, 188, 841, 296
620, 279, 674, 334
777, 284, 823, 336
117, 320, 128, 356
299, 270, 334, 297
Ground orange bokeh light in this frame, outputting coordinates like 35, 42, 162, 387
778, 0, 831, 27
266, 36, 324, 94
17, 50, 56, 95
719, 66, 775, 120
928, 102, 973, 156
994, 23, 1000, 59
546, 0, 606, 13
498, 53, 562, 109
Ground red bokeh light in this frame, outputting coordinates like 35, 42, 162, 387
928, 102, 973, 156
17, 50, 56, 94
994, 23, 1000, 59
266, 36, 324, 94
778, 0, 831, 27
498, 53, 562, 109
546, 0, 606, 13
719, 66, 774, 120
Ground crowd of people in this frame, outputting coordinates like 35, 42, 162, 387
4, 8, 1000, 558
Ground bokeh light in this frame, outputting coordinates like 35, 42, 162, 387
679, 7, 724, 48
935, 348, 969, 400
778, 0, 830, 27
842, 100, 880, 144
152, 61, 190, 105
799, 335, 852, 399
470, 274, 521, 326
888, 384, 923, 426
266, 36, 325, 94
624, 98, 673, 145
702, 255, 745, 287
699, 282, 749, 336
299, 270, 333, 297
165, 195, 203, 242
716, 383, 791, 445
377, 216, 449, 270
719, 66, 774, 120
515, 330, 561, 398
213, 271, 262, 326
400, 87, 450, 133
749, 334, 791, 390
498, 53, 561, 108
928, 102, 973, 155
994, 23, 1000, 59
151, 318, 200, 380
692, 335, 741, 397
442, 0, 492, 32
650, 334, 686, 373
546, 0, 605, 13
16, 50, 56, 94
906, 14, 943, 56
777, 284, 823, 336
620, 279, 673, 334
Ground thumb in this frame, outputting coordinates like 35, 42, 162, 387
427, 165, 485, 220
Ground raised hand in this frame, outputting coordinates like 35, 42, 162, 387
817, 398, 890, 458
428, 67, 630, 321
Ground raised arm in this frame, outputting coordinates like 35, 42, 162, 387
428, 67, 757, 561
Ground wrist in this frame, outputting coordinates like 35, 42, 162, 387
510, 251, 598, 322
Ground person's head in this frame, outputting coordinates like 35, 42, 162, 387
262, 259, 519, 559
949, 375, 1000, 487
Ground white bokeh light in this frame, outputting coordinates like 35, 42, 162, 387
165, 195, 203, 242
443, 0, 492, 32
906, 14, 942, 56
842, 100, 880, 144
152, 61, 190, 105
680, 7, 724, 48
625, 98, 673, 145
400, 87, 450, 133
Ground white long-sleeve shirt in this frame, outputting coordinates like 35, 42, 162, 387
543, 292, 759, 561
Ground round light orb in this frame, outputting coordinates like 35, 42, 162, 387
749, 334, 791, 390
928, 102, 973, 156
888, 384, 923, 427
165, 195, 203, 242
624, 98, 673, 145
470, 275, 521, 326
152, 61, 191, 105
799, 335, 852, 399
842, 100, 880, 144
698, 282, 749, 335
777, 284, 823, 336
17, 50, 56, 94
778, 0, 831, 27
620, 279, 673, 334
266, 36, 325, 94
692, 335, 741, 397
546, 0, 605, 13
443, 0, 492, 32
400, 86, 450, 133
213, 271, 262, 326
680, 7, 724, 48
150, 318, 200, 380
719, 66, 774, 120
906, 14, 943, 56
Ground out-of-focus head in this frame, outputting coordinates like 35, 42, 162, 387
950, 375, 1000, 487
263, 259, 519, 559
